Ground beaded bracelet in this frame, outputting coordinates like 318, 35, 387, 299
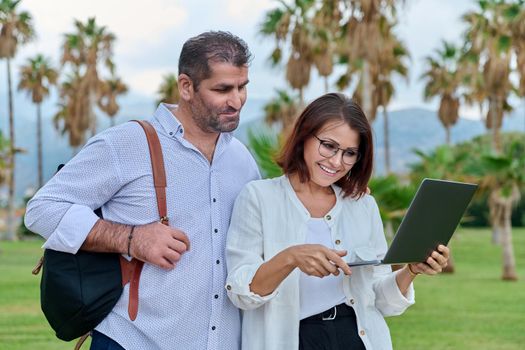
127, 226, 136, 258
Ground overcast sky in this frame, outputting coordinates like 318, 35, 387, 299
5, 0, 504, 120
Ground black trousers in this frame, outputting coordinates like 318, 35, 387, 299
299, 303, 366, 350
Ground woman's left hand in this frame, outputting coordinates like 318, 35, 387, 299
409, 244, 449, 276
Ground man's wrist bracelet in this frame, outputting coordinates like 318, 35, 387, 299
407, 264, 419, 277
127, 226, 135, 258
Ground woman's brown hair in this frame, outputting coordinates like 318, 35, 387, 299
276, 93, 373, 198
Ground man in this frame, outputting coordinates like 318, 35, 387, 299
25, 31, 260, 350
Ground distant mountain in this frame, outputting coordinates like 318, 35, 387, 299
2, 93, 524, 204
237, 106, 525, 175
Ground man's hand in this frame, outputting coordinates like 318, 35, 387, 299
82, 219, 190, 270
131, 222, 190, 270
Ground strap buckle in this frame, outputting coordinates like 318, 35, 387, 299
160, 216, 169, 225
321, 306, 337, 321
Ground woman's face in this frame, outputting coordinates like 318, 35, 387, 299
303, 120, 360, 188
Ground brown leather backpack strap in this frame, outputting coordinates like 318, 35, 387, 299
121, 120, 168, 321
134, 120, 168, 224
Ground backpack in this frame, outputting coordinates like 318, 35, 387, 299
32, 120, 168, 348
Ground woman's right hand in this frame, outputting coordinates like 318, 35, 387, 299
286, 244, 352, 278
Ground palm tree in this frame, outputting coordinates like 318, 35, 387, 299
466, 138, 524, 280
248, 89, 301, 179
54, 72, 89, 149
58, 17, 116, 146
509, 1, 525, 118
18, 54, 58, 189
0, 131, 8, 186
462, 0, 518, 153
336, 11, 408, 173
263, 89, 300, 137
337, 0, 399, 120
156, 73, 179, 106
374, 16, 409, 174
98, 75, 128, 127
311, 0, 342, 92
0, 0, 34, 241
260, 0, 316, 105
421, 41, 463, 145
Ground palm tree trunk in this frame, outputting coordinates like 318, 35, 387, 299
324, 77, 329, 93
383, 106, 391, 174
6, 57, 17, 241
489, 193, 501, 244
489, 95, 502, 153
299, 88, 304, 108
37, 103, 43, 189
362, 60, 372, 120
445, 126, 451, 145
110, 116, 116, 127
500, 201, 517, 281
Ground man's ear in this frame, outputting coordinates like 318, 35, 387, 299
178, 74, 193, 101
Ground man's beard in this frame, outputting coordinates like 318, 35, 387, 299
191, 99, 241, 133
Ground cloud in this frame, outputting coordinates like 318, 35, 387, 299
21, 0, 188, 56
125, 67, 172, 97
226, 0, 273, 23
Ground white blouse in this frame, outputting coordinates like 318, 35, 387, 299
225, 175, 415, 350
299, 218, 346, 320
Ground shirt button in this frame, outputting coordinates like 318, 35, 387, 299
179, 129, 183, 133
350, 299, 355, 305
169, 131, 173, 136
335, 239, 341, 245
216, 259, 220, 264
226, 285, 232, 290
213, 198, 217, 203
360, 330, 365, 336
325, 214, 332, 220
214, 228, 218, 233
214, 294, 219, 299
211, 326, 216, 331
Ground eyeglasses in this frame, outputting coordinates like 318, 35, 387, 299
313, 135, 360, 165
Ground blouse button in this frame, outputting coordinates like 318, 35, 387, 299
226, 285, 232, 290
335, 239, 341, 245
350, 299, 355, 305
325, 214, 332, 220
360, 330, 366, 336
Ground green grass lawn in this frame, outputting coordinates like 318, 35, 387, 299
388, 227, 525, 350
0, 227, 524, 350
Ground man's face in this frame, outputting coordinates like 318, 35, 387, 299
189, 62, 249, 133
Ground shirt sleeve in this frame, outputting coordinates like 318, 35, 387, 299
24, 135, 123, 253
225, 182, 279, 310
368, 196, 415, 316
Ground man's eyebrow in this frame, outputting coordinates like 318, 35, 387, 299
213, 79, 250, 89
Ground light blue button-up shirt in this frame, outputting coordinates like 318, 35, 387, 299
25, 104, 261, 350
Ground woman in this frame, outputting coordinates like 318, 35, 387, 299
225, 93, 449, 350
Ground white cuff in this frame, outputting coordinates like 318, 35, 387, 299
42, 204, 100, 253
226, 264, 279, 309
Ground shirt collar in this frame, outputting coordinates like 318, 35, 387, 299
153, 103, 184, 137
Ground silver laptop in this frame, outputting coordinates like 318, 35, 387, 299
347, 178, 478, 267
